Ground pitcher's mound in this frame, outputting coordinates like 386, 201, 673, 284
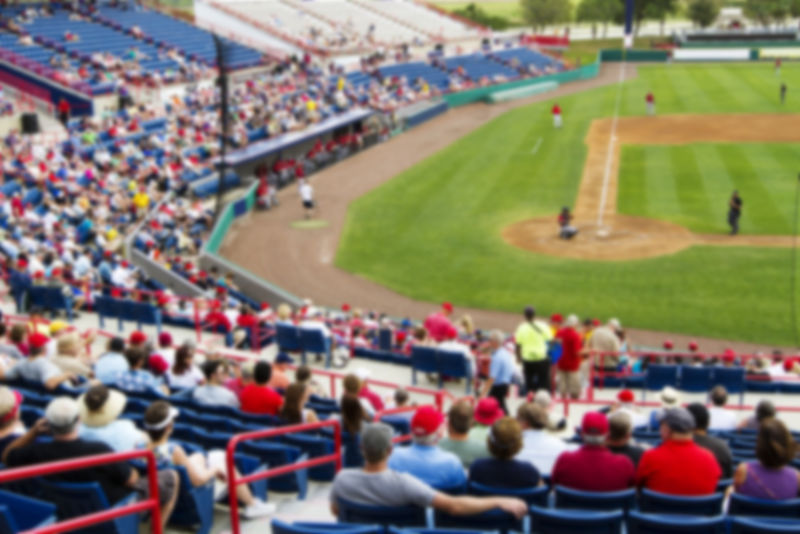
503, 215, 695, 261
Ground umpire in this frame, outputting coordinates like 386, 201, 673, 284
728, 190, 742, 235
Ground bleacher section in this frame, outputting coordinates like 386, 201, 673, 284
362, 0, 479, 41
297, 0, 425, 45
493, 46, 562, 72
96, 6, 263, 69
378, 61, 451, 91
445, 52, 520, 81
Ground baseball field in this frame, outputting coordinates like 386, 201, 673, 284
336, 63, 800, 347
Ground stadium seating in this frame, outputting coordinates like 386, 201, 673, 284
638, 489, 724, 516
272, 521, 383, 534
627, 512, 726, 534
553, 485, 637, 514
39, 480, 139, 534
492, 47, 562, 72
0, 490, 56, 533
729, 517, 800, 534
362, 0, 478, 40
299, 0, 425, 45
377, 62, 452, 91
528, 506, 624, 534
335, 497, 428, 528
444, 54, 519, 81
468, 481, 549, 507
728, 493, 800, 518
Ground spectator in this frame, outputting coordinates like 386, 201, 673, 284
480, 330, 514, 414
551, 412, 635, 491
686, 403, 733, 479
636, 408, 721, 495
142, 401, 275, 518
340, 393, 369, 434
112, 347, 169, 396
469, 397, 505, 444
384, 388, 414, 421
354, 368, 385, 412
295, 364, 326, 398
439, 400, 488, 468
193, 360, 240, 408
156, 332, 176, 367
79, 385, 147, 453
532, 390, 567, 431
280, 383, 318, 424
330, 423, 526, 519
555, 314, 583, 399
343, 373, 375, 418
52, 333, 92, 378
268, 352, 293, 390
166, 343, 203, 390
734, 418, 800, 500
94, 337, 128, 384
606, 411, 645, 468
0, 387, 24, 457
225, 360, 254, 398
0, 332, 74, 390
0, 324, 24, 361
388, 406, 466, 490
423, 302, 456, 342
516, 402, 573, 476
649, 386, 681, 429
514, 306, 553, 394
739, 400, 775, 431
586, 318, 622, 371
708, 385, 738, 431
8, 324, 28, 357
240, 361, 283, 415
2, 397, 178, 526
612, 389, 648, 429
469, 417, 540, 488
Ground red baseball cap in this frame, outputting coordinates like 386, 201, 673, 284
474, 397, 504, 426
663, 340, 673, 350
442, 302, 453, 313
341, 303, 351, 312
722, 348, 736, 362
28, 332, 50, 350
581, 412, 609, 436
550, 313, 563, 323
591, 318, 601, 327
411, 406, 444, 437
129, 331, 147, 345
445, 326, 458, 340
148, 354, 169, 374
688, 341, 699, 351
617, 389, 635, 403
158, 331, 172, 347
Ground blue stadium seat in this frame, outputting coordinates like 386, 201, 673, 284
728, 493, 800, 518
39, 480, 139, 534
94, 296, 124, 331
468, 481, 549, 506
299, 329, 332, 368
729, 517, 800, 534
271, 521, 383, 534
554, 486, 636, 514
437, 350, 473, 394
379, 415, 411, 436
410, 347, 438, 386
644, 365, 678, 397
276, 324, 302, 352
283, 433, 336, 482
638, 489, 724, 516
27, 286, 73, 319
626, 511, 726, 534
679, 366, 713, 393
713, 366, 746, 402
342, 431, 364, 468
336, 497, 428, 528
434, 508, 522, 533
378, 329, 393, 351
529, 506, 623, 534
0, 490, 56, 533
167, 465, 214, 534
19, 405, 44, 429
389, 529, 494, 534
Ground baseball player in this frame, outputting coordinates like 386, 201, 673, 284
645, 92, 655, 115
552, 103, 562, 129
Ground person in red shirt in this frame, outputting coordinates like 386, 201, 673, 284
552, 103, 562, 129
646, 92, 655, 115
57, 98, 70, 128
555, 314, 583, 400
635, 407, 721, 495
423, 302, 455, 343
551, 412, 635, 491
240, 361, 283, 415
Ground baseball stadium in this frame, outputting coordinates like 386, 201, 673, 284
4, 0, 800, 533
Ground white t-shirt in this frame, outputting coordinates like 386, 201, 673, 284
299, 183, 313, 202
166, 366, 204, 389
708, 406, 738, 431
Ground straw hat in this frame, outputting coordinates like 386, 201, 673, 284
78, 385, 127, 428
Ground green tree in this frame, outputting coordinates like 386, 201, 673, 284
744, 0, 791, 26
687, 0, 721, 28
646, 0, 680, 35
576, 0, 620, 38
520, 0, 571, 32
791, 0, 800, 17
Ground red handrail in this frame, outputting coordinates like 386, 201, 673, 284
0, 449, 162, 534
225, 420, 342, 534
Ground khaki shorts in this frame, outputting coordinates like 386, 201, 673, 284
556, 370, 581, 398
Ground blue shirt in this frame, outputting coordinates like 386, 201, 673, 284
94, 352, 129, 384
388, 443, 466, 490
80, 420, 146, 453
111, 369, 164, 396
490, 347, 515, 385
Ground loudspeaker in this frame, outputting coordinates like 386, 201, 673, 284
21, 113, 39, 135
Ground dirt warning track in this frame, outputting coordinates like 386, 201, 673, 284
504, 114, 800, 261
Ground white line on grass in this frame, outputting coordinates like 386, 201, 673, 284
531, 137, 543, 155
597, 61, 626, 230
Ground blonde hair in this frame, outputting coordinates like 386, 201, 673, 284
57, 333, 80, 357
459, 315, 474, 334
277, 303, 292, 321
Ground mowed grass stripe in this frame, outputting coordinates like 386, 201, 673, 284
672, 146, 715, 227
617, 146, 648, 216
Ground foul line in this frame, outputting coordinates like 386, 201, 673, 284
530, 137, 543, 155
596, 62, 627, 229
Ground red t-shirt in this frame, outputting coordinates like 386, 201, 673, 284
556, 326, 583, 372
636, 439, 721, 495
646, 93, 654, 104
552, 105, 561, 115
239, 384, 283, 415
551, 445, 635, 492
423, 312, 454, 343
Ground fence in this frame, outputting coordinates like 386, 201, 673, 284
225, 420, 342, 534
0, 450, 162, 534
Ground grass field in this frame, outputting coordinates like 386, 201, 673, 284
336, 64, 800, 346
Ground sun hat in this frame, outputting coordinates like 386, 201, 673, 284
659, 386, 680, 408
79, 385, 127, 428
474, 397, 504, 426
564, 314, 579, 328
581, 412, 609, 436
411, 406, 444, 437
608, 318, 621, 330
0, 387, 23, 425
